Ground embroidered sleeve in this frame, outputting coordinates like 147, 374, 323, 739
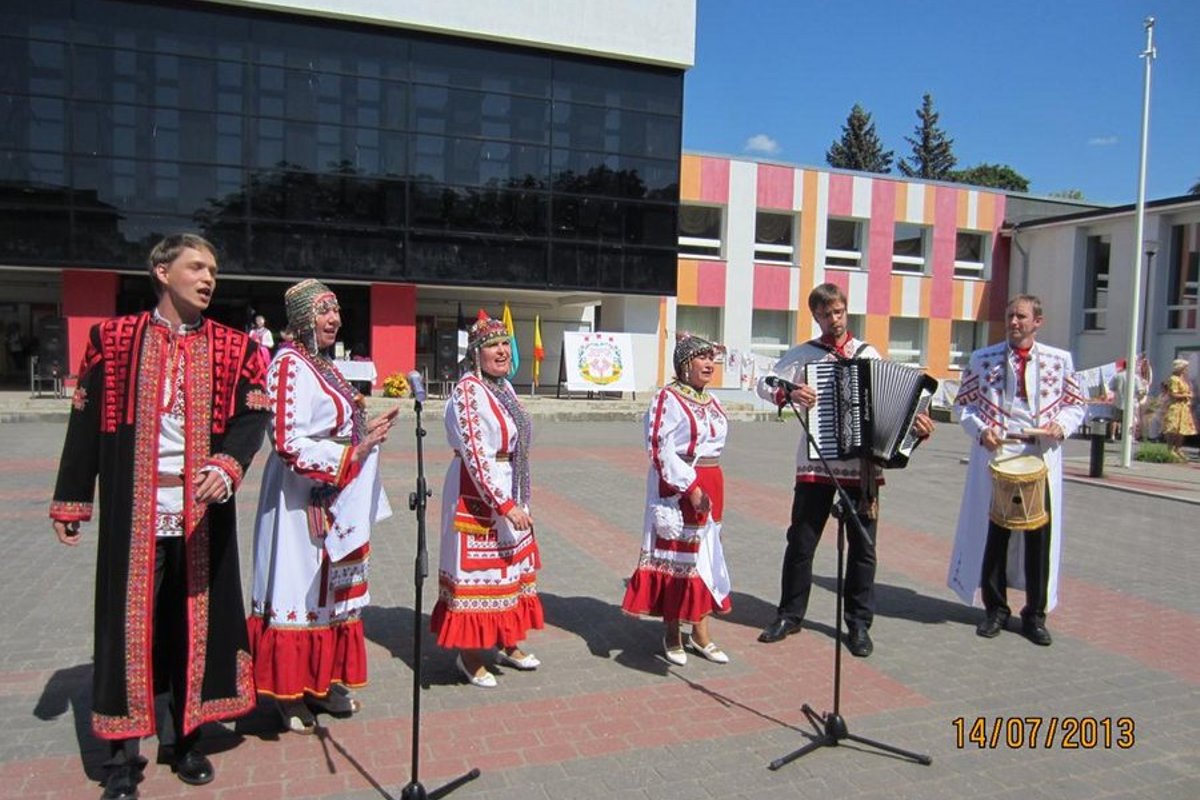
957, 351, 990, 443
215, 336, 271, 485
1053, 352, 1086, 438
270, 354, 360, 488
449, 377, 515, 515
50, 324, 104, 522
199, 454, 240, 501
756, 345, 808, 406
647, 389, 698, 496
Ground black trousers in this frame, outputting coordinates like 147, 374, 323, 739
979, 521, 1050, 623
106, 537, 198, 766
778, 482, 877, 629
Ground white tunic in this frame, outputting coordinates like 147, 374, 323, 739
251, 349, 390, 627
947, 341, 1085, 611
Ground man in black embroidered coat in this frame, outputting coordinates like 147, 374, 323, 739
50, 234, 270, 799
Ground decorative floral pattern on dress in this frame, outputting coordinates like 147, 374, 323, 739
71, 385, 88, 411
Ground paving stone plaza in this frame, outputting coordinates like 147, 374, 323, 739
1, 414, 1197, 799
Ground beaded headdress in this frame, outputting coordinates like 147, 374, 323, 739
673, 332, 722, 379
284, 278, 337, 336
468, 311, 509, 353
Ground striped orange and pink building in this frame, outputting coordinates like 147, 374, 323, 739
660, 154, 1013, 388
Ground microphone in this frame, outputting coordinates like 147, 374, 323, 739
406, 370, 427, 405
764, 375, 801, 394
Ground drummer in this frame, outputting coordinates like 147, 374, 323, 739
946, 295, 1086, 646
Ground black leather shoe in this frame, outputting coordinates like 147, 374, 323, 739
173, 750, 215, 786
1021, 617, 1053, 646
845, 626, 873, 658
975, 612, 1008, 638
101, 764, 139, 800
758, 616, 802, 643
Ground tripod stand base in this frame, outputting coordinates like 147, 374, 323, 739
400, 768, 481, 800
769, 704, 931, 770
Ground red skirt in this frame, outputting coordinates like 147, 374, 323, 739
622, 465, 731, 624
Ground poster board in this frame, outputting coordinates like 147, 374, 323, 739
561, 331, 637, 393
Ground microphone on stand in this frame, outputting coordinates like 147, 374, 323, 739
764, 375, 802, 394
407, 370, 427, 407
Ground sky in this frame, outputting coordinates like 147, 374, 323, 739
682, 0, 1200, 204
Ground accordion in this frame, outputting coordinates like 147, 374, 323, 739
803, 359, 938, 469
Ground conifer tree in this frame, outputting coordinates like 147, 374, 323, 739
898, 93, 957, 180
825, 104, 894, 173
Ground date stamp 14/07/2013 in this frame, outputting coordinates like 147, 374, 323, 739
952, 716, 1135, 750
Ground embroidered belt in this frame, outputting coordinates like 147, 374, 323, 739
318, 435, 353, 445
455, 451, 510, 462
1003, 434, 1037, 443
157, 472, 185, 488
693, 456, 720, 467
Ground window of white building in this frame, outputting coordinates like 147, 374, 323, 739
1084, 234, 1110, 331
892, 223, 928, 274
825, 218, 865, 269
949, 320, 985, 370
755, 211, 795, 264
1167, 224, 1199, 331
751, 309, 793, 357
954, 231, 989, 278
678, 204, 723, 259
888, 317, 925, 365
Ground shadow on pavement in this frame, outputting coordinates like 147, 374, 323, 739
539, 591, 674, 677
34, 662, 106, 781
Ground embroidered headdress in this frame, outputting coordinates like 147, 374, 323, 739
284, 278, 337, 337
468, 310, 509, 353
673, 332, 722, 379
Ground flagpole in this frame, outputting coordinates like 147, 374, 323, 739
1121, 16, 1156, 468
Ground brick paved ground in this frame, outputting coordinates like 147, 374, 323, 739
1, 417, 1197, 799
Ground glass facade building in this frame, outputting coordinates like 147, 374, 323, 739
0, 0, 683, 295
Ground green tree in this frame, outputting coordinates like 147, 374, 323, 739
950, 163, 1030, 192
825, 104, 894, 173
897, 93, 957, 180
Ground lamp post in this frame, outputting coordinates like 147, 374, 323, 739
1140, 239, 1157, 354
1121, 16, 1156, 469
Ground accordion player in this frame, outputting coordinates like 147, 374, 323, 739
803, 359, 938, 468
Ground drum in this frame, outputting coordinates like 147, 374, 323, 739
988, 454, 1049, 531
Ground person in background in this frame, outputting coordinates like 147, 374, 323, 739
50, 233, 270, 799
247, 279, 397, 733
432, 312, 543, 688
622, 333, 732, 666
249, 314, 275, 352
1163, 358, 1196, 461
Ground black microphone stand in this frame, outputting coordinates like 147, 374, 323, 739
400, 384, 480, 800
768, 389, 931, 770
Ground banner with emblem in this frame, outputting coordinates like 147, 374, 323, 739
562, 331, 637, 392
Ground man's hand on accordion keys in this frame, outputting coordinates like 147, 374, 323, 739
764, 375, 818, 409
912, 412, 935, 440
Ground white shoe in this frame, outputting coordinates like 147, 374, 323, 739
456, 654, 497, 688
686, 638, 730, 664
663, 637, 687, 666
496, 649, 541, 670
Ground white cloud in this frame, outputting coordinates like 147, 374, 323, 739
1087, 136, 1118, 147
744, 134, 781, 155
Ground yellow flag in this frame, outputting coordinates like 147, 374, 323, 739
502, 302, 519, 377
533, 315, 545, 386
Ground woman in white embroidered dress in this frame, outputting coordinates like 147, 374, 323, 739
622, 334, 732, 666
432, 313, 543, 688
248, 279, 397, 732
